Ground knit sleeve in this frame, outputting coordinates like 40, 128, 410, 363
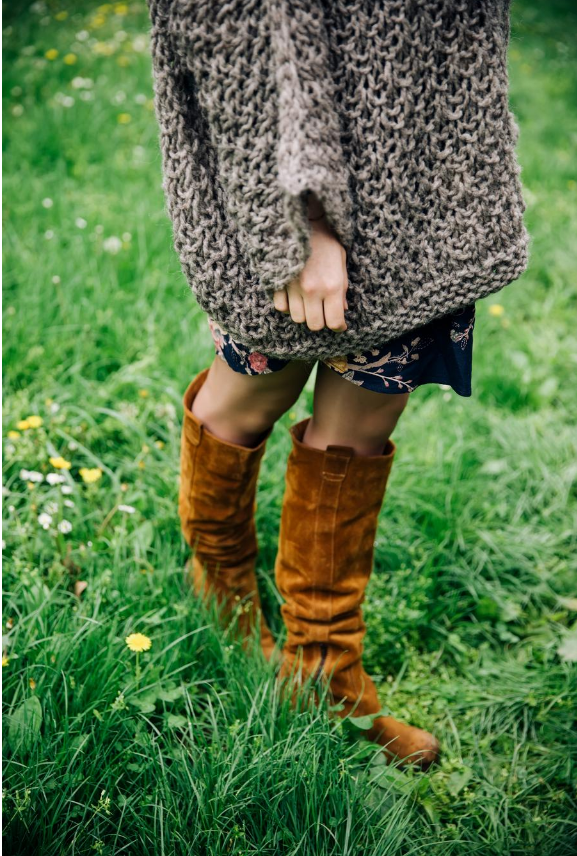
147, 0, 354, 299
271, 0, 355, 257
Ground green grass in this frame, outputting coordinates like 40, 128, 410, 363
3, 1, 577, 854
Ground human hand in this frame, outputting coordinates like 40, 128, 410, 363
273, 213, 349, 333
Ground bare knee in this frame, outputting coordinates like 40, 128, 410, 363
192, 357, 310, 445
358, 393, 410, 442
308, 387, 410, 455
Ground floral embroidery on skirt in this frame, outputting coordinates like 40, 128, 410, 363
207, 304, 476, 397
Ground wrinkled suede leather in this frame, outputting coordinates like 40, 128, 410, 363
179, 368, 276, 659
276, 418, 440, 769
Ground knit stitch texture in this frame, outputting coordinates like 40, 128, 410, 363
147, 0, 530, 360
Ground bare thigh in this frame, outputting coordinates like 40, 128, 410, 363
192, 353, 315, 446
306, 361, 410, 456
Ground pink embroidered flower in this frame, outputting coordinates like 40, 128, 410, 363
248, 352, 269, 373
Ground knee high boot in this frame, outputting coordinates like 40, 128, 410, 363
275, 418, 440, 769
179, 367, 276, 659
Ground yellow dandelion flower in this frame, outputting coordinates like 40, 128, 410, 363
45, 49, 59, 60
117, 55, 130, 67
45, 397, 54, 406
2, 655, 9, 667
91, 14, 107, 28
138, 389, 149, 398
27, 415, 43, 428
55, 10, 68, 20
488, 304, 505, 317
117, 113, 131, 124
63, 53, 77, 65
17, 419, 31, 430
125, 633, 152, 653
154, 440, 165, 450
8, 430, 20, 439
79, 467, 103, 484
50, 456, 72, 470
114, 3, 129, 13
138, 460, 146, 470
141, 444, 150, 454
92, 41, 114, 55
98, 3, 113, 11
29, 678, 36, 689
27, 482, 36, 490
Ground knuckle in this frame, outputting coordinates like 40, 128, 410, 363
324, 281, 342, 296
300, 279, 319, 296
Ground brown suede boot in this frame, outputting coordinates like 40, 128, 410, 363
179, 367, 276, 659
275, 417, 440, 769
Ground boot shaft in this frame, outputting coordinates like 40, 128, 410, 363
276, 417, 396, 679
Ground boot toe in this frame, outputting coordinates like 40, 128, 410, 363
368, 717, 441, 770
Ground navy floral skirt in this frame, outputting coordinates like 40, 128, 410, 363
208, 304, 476, 396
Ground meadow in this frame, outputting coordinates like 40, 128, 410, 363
2, 1, 576, 854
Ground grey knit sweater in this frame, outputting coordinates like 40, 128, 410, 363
147, 0, 529, 360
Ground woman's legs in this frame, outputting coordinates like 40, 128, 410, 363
305, 362, 410, 455
180, 354, 314, 658
192, 354, 316, 446
274, 363, 440, 767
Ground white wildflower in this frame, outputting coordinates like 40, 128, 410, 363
71, 76, 93, 89
134, 93, 147, 105
76, 217, 87, 229
103, 236, 122, 254
12, 105, 24, 117
61, 485, 74, 495
132, 35, 147, 52
20, 469, 44, 483
121, 232, 131, 242
44, 230, 54, 240
47, 472, 65, 485
79, 91, 95, 102
112, 91, 126, 105
38, 512, 52, 529
52, 275, 61, 284
75, 30, 89, 42
64, 499, 75, 508
118, 504, 136, 514
42, 198, 53, 209
58, 520, 72, 534
45, 501, 59, 515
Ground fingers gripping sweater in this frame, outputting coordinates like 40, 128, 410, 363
147, 0, 529, 360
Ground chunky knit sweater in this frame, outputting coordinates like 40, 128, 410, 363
147, 0, 529, 360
